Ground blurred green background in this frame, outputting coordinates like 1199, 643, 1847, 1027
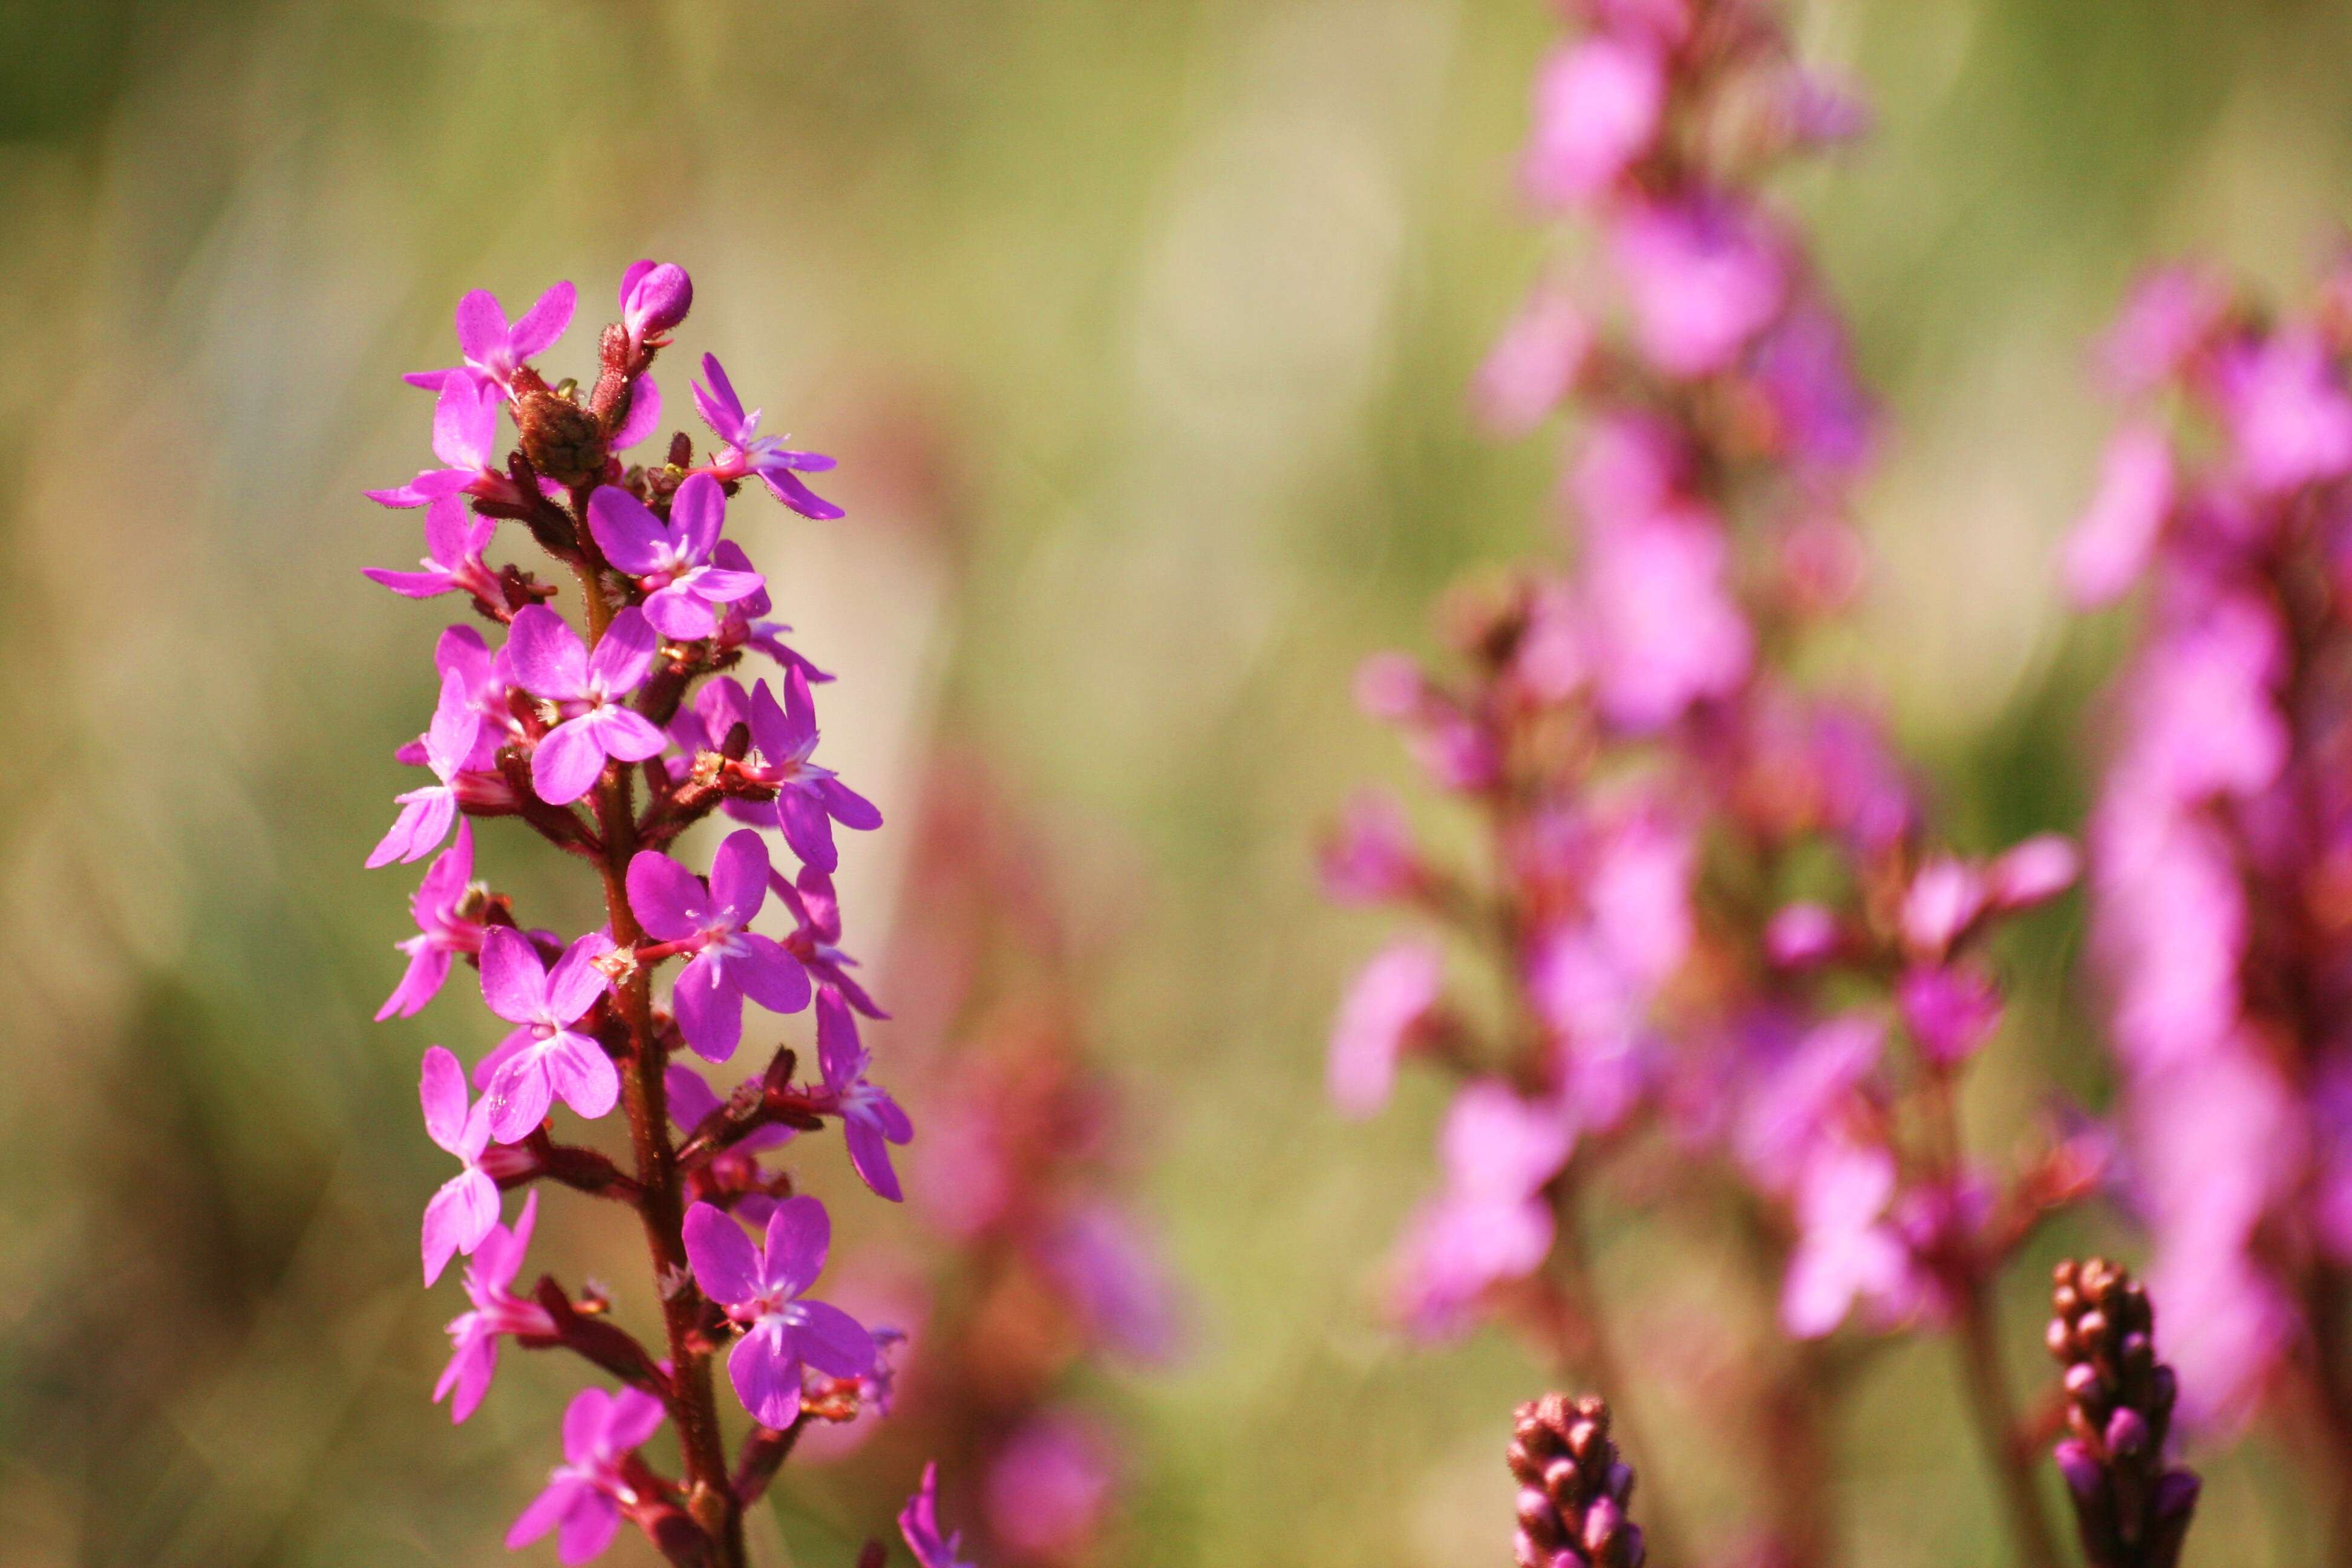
4, 0, 2351, 1563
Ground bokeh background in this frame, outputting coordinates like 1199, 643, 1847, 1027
5, 1, 2352, 1564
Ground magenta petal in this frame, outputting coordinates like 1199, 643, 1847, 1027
508, 605, 590, 700
843, 1119, 904, 1202
791, 1298, 877, 1378
377, 942, 454, 1020
546, 932, 616, 1022
479, 927, 549, 1024
728, 1319, 803, 1429
362, 567, 457, 598
589, 705, 668, 764
556, 1495, 621, 1566
707, 831, 770, 927
671, 472, 727, 559
433, 379, 499, 470
508, 280, 577, 359
420, 1045, 472, 1152
454, 289, 510, 363
778, 788, 839, 872
644, 586, 718, 642
762, 1195, 831, 1299
532, 717, 610, 805
604, 1385, 667, 1451
733, 933, 811, 1016
422, 1169, 499, 1284
484, 1053, 554, 1144
627, 849, 711, 941
820, 777, 881, 831
547, 1033, 621, 1122
691, 567, 765, 605
673, 955, 743, 1063
591, 608, 660, 694
474, 1027, 531, 1091
816, 988, 862, 1089
586, 486, 672, 575
609, 373, 663, 451
683, 1201, 762, 1307
667, 1065, 725, 1132
506, 1478, 586, 1551
760, 465, 844, 520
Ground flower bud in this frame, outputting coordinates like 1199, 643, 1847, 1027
621, 260, 694, 345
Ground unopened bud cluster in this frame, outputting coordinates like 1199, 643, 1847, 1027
1509, 1394, 1646, 1568
2048, 1259, 2200, 1568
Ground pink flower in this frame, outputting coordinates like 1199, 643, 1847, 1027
772, 864, 888, 1018
408, 279, 577, 396
420, 1045, 501, 1285
378, 821, 486, 1019
368, 667, 482, 868
1609, 195, 1787, 378
586, 475, 765, 642
506, 604, 667, 806
367, 379, 532, 510
434, 1190, 557, 1423
1896, 962, 2002, 1067
1781, 1138, 1919, 1338
740, 669, 883, 873
365, 494, 502, 603
815, 988, 913, 1201
1328, 939, 1443, 1118
1583, 506, 1754, 730
477, 927, 620, 1143
505, 1385, 666, 1565
626, 829, 811, 1062
899, 1463, 978, 1568
2210, 327, 2352, 496
682, 1197, 875, 1428
1521, 35, 1665, 206
1390, 1080, 1576, 1338
692, 354, 843, 520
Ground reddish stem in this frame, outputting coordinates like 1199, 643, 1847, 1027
577, 561, 748, 1568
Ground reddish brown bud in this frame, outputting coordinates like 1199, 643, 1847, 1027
517, 390, 605, 485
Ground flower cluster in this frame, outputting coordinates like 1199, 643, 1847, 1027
2047, 1258, 2201, 1568
1326, 4, 2094, 1563
2067, 264, 2352, 1495
1508, 1393, 1648, 1568
367, 264, 948, 1567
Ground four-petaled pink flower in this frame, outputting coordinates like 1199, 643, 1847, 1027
626, 829, 811, 1062
587, 475, 765, 641
508, 605, 667, 806
370, 667, 483, 868
692, 353, 844, 520
379, 820, 486, 1019
742, 670, 883, 873
477, 927, 620, 1143
435, 1190, 556, 1423
506, 1384, 666, 1566
407, 280, 577, 397
771, 863, 887, 1017
900, 1462, 979, 1568
420, 1044, 501, 1285
367, 379, 529, 509
682, 1196, 875, 1429
365, 494, 501, 603
816, 987, 912, 1201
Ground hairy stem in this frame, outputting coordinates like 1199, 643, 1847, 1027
580, 563, 746, 1568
